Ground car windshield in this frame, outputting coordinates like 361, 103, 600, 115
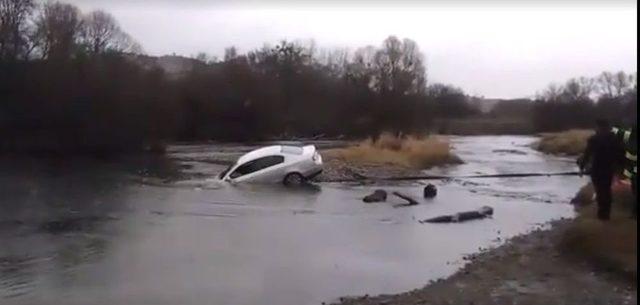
218, 164, 233, 179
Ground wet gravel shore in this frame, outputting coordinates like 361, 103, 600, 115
332, 219, 637, 305
316, 155, 424, 183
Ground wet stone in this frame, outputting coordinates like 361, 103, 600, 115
423, 184, 438, 198
363, 189, 388, 203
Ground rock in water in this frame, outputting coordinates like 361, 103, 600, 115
423, 184, 438, 198
363, 189, 387, 203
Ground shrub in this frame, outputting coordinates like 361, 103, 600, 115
536, 129, 593, 155
325, 133, 462, 169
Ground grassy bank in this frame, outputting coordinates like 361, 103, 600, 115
535, 129, 593, 155
561, 181, 637, 281
324, 133, 462, 169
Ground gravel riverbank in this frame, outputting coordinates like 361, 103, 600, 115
332, 220, 637, 305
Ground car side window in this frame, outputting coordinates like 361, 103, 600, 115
229, 155, 284, 179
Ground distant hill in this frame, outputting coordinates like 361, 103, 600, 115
124, 54, 205, 79
469, 97, 531, 113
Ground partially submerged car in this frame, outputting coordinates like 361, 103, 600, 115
218, 145, 323, 185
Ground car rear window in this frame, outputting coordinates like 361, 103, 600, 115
281, 146, 303, 155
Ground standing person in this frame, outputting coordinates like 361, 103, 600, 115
612, 124, 637, 218
578, 119, 625, 221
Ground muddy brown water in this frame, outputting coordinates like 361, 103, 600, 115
0, 136, 586, 305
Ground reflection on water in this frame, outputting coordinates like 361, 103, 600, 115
0, 137, 587, 305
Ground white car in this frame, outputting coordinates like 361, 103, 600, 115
218, 145, 323, 185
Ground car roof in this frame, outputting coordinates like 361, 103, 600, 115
236, 145, 304, 164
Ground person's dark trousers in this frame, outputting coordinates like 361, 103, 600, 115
591, 173, 613, 220
632, 177, 637, 219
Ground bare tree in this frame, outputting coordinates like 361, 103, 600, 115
194, 52, 208, 63
373, 36, 401, 94
399, 38, 426, 94
81, 10, 124, 54
353, 45, 376, 66
274, 40, 309, 66
116, 30, 143, 54
596, 71, 616, 98
224, 46, 237, 62
372, 36, 426, 95
578, 76, 596, 96
318, 47, 349, 77
537, 83, 564, 101
33, 2, 83, 60
346, 45, 376, 88
0, 0, 35, 61
612, 71, 631, 96
596, 71, 633, 98
564, 76, 594, 101
297, 38, 316, 61
426, 83, 464, 97
426, 83, 473, 118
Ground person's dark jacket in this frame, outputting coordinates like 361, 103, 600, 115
579, 131, 625, 176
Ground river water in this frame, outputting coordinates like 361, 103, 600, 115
0, 136, 586, 305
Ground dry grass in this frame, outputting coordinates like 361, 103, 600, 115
536, 129, 594, 156
561, 181, 637, 281
324, 133, 462, 169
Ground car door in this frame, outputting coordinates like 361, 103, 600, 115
227, 155, 285, 183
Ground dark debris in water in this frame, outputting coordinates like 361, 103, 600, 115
420, 206, 494, 224
0, 220, 26, 230
492, 149, 528, 155
38, 216, 118, 234
292, 209, 316, 215
392, 192, 420, 208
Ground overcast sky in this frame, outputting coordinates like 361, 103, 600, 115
64, 0, 636, 98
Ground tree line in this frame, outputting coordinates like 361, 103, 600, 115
530, 71, 637, 131
1, 0, 480, 153
1, 1, 636, 154
486, 71, 637, 132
